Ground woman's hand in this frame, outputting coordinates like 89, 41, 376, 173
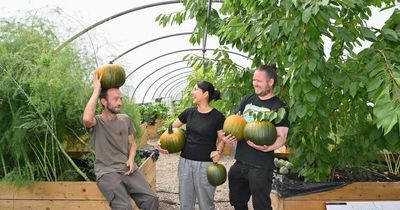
156, 142, 169, 154
210, 150, 222, 163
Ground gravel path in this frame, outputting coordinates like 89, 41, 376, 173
144, 138, 253, 210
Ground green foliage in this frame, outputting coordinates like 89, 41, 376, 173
121, 96, 144, 144
158, 0, 400, 182
0, 16, 94, 182
138, 102, 169, 124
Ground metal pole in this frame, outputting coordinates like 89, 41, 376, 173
131, 60, 188, 100
125, 48, 250, 78
56, 1, 181, 52
110, 32, 194, 63
142, 67, 192, 103
143, 69, 193, 103
164, 79, 188, 100
159, 76, 189, 98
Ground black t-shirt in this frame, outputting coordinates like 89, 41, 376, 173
235, 94, 290, 168
178, 107, 225, 161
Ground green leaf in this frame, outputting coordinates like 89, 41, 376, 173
382, 28, 399, 40
306, 152, 315, 163
302, 7, 312, 23
305, 89, 318, 103
310, 74, 322, 88
308, 58, 317, 70
270, 22, 279, 39
360, 27, 377, 41
297, 105, 307, 118
292, 0, 298, 8
366, 76, 384, 92
277, 108, 286, 123
349, 82, 358, 97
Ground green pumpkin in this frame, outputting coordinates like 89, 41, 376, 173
244, 120, 277, 146
207, 163, 227, 186
223, 115, 247, 140
159, 124, 185, 153
96, 64, 126, 89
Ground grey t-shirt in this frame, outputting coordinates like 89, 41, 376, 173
87, 114, 135, 179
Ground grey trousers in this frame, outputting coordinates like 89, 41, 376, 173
97, 171, 159, 210
178, 157, 216, 210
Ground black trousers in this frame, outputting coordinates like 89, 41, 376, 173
228, 161, 274, 210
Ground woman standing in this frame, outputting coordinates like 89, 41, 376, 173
158, 80, 225, 210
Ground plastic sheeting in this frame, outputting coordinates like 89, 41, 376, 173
272, 173, 349, 198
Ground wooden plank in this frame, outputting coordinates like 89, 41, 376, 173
284, 182, 400, 201
0, 182, 103, 200
0, 200, 110, 210
0, 156, 156, 210
271, 182, 400, 210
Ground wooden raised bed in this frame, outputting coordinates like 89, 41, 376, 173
0, 157, 156, 210
271, 182, 400, 210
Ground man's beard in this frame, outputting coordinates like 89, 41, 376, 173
107, 106, 120, 114
256, 88, 272, 97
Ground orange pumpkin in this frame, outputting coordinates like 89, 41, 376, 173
223, 115, 247, 140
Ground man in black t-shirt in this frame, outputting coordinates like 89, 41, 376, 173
223, 64, 290, 210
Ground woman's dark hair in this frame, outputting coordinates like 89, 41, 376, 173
197, 80, 221, 102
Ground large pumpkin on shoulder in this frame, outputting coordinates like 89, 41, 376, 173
223, 115, 246, 141
244, 120, 277, 146
96, 64, 126, 89
159, 124, 185, 153
207, 163, 227, 186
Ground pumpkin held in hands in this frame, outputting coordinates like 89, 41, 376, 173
244, 120, 277, 146
96, 64, 126, 89
159, 124, 185, 153
223, 114, 247, 140
207, 163, 227, 186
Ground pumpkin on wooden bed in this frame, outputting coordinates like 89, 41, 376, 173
223, 114, 247, 141
96, 63, 126, 89
159, 124, 186, 153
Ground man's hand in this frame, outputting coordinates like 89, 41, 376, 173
93, 69, 102, 90
125, 159, 135, 175
222, 133, 237, 144
156, 142, 169, 154
246, 140, 272, 152
210, 150, 221, 163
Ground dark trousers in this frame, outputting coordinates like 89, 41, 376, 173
228, 161, 274, 210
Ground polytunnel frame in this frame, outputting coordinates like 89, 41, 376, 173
124, 48, 250, 79
151, 72, 192, 102
55, 1, 225, 51
125, 48, 250, 101
54, 0, 253, 104
131, 60, 188, 98
163, 77, 189, 99
169, 82, 188, 100
159, 75, 190, 98
141, 58, 246, 103
143, 68, 193, 103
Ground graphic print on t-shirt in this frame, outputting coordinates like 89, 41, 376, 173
242, 104, 271, 122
